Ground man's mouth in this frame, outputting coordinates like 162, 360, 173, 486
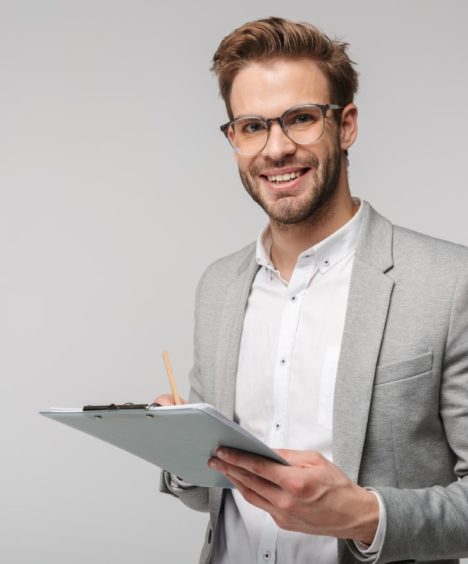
262, 168, 310, 185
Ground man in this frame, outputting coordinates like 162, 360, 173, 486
157, 16, 468, 564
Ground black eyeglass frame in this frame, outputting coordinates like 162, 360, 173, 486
220, 103, 343, 155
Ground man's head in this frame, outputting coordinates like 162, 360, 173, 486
211, 17, 359, 228
212, 17, 358, 121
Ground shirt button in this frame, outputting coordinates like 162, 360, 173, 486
291, 295, 296, 302
263, 551, 272, 561
275, 423, 281, 430
280, 358, 286, 365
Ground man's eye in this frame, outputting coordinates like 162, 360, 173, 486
292, 113, 316, 125
241, 121, 265, 134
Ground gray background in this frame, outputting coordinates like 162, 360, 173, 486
1, 0, 467, 562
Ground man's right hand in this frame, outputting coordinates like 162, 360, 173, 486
152, 393, 188, 406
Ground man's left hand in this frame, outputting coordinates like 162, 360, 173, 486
208, 448, 378, 544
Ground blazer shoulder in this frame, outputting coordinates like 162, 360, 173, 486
392, 224, 468, 273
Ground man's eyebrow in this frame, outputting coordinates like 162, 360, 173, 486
232, 113, 264, 120
232, 103, 327, 122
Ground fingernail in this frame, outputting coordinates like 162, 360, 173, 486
208, 459, 218, 469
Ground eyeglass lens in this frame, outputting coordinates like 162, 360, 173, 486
228, 105, 326, 156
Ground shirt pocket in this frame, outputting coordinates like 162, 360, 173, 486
374, 351, 433, 386
318, 345, 340, 430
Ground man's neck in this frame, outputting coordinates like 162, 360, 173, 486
269, 195, 358, 282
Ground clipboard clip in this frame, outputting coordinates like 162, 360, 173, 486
83, 402, 151, 411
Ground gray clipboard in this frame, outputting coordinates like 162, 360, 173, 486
40, 404, 288, 488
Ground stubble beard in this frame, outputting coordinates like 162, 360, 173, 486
239, 143, 342, 228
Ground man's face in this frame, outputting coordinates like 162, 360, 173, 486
229, 59, 349, 225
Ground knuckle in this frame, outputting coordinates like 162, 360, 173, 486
285, 477, 306, 497
251, 459, 264, 475
154, 394, 175, 406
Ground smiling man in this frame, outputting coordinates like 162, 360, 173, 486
223, 57, 357, 281
157, 17, 468, 564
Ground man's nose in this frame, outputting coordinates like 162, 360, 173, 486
261, 122, 296, 161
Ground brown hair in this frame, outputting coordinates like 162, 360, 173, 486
211, 17, 358, 119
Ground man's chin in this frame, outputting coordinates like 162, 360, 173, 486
265, 200, 313, 225
245, 183, 322, 224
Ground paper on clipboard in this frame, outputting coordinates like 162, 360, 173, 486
40, 403, 288, 488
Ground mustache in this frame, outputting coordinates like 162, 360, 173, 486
249, 154, 320, 176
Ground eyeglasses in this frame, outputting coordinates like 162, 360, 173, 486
220, 103, 342, 156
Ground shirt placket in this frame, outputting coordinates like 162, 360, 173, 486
268, 258, 316, 447
256, 258, 316, 564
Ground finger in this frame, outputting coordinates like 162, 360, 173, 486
225, 473, 275, 514
211, 455, 314, 520
215, 448, 327, 501
152, 393, 179, 406
211, 456, 278, 490
208, 455, 273, 496
215, 448, 288, 487
274, 449, 326, 467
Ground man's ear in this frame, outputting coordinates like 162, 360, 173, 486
339, 103, 358, 151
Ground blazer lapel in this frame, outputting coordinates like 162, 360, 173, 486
214, 251, 260, 419
333, 202, 395, 482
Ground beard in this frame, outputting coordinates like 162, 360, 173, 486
238, 141, 342, 227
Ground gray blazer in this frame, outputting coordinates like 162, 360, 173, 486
161, 201, 468, 564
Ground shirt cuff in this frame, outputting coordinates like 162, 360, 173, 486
352, 489, 386, 557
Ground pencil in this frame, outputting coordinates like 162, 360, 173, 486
162, 351, 182, 405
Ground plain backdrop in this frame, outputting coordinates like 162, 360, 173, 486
1, 1, 467, 562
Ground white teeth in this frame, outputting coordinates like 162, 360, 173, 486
267, 170, 303, 183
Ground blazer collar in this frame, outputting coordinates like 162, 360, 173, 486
214, 250, 259, 418
333, 201, 395, 481
355, 200, 394, 273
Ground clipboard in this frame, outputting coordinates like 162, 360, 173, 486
40, 403, 288, 488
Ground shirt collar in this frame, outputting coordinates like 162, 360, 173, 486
256, 228, 275, 269
256, 199, 363, 274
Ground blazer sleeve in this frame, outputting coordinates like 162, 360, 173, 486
158, 360, 210, 512
159, 270, 211, 512
368, 255, 468, 563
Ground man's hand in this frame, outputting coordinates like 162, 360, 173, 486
152, 393, 188, 406
208, 448, 379, 544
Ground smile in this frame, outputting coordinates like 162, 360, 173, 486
262, 168, 309, 185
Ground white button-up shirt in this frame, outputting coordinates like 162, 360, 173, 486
212, 201, 384, 564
